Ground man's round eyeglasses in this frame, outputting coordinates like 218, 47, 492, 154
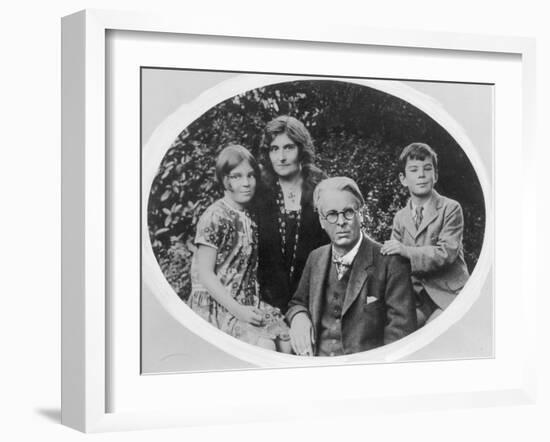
321, 208, 359, 224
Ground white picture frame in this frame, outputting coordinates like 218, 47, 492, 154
61, 9, 537, 433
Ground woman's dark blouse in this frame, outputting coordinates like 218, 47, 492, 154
255, 167, 330, 314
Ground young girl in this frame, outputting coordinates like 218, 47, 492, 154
187, 145, 291, 352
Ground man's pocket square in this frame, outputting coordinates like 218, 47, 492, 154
366, 296, 378, 304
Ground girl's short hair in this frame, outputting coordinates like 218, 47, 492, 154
399, 142, 439, 173
215, 144, 260, 189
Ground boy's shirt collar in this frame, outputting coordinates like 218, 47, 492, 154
409, 200, 425, 220
409, 192, 436, 219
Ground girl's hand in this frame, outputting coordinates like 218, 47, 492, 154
233, 305, 265, 326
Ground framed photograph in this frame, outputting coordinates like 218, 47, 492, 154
61, 9, 536, 432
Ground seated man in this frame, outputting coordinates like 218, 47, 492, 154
286, 177, 417, 356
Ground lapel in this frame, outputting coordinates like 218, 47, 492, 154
401, 200, 417, 240
342, 237, 375, 316
310, 245, 331, 328
415, 190, 443, 239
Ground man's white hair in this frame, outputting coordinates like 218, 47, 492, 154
313, 177, 365, 212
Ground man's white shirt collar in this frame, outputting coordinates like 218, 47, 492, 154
332, 232, 363, 266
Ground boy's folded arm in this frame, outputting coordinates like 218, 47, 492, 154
406, 203, 464, 274
390, 217, 403, 241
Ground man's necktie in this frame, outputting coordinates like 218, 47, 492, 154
332, 255, 352, 280
415, 206, 423, 230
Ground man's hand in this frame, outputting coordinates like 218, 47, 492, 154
289, 313, 315, 356
381, 239, 407, 257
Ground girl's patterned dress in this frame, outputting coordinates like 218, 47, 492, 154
187, 198, 289, 346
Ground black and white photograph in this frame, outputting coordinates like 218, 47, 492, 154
141, 69, 492, 373
4, 0, 544, 437
2, 0, 547, 437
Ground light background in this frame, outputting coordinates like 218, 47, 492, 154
141, 69, 493, 373
1, 1, 548, 441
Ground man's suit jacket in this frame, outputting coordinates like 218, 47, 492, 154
286, 236, 417, 355
391, 190, 470, 310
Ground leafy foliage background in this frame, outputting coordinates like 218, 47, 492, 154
147, 80, 486, 301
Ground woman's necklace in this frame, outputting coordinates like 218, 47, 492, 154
275, 180, 302, 279
279, 179, 302, 209
286, 189, 298, 204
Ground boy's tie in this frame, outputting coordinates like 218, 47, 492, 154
415, 206, 423, 230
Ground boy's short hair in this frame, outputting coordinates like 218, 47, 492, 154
313, 177, 365, 212
215, 144, 259, 189
399, 142, 439, 173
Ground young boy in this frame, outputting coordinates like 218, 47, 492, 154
381, 142, 469, 326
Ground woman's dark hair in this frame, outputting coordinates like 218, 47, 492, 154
260, 115, 318, 186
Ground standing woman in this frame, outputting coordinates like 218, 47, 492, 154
256, 116, 329, 314
187, 145, 291, 352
